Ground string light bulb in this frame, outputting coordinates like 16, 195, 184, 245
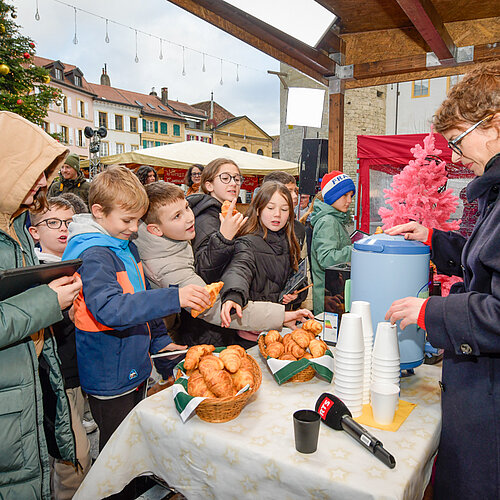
105, 19, 110, 43
34, 0, 40, 20
182, 46, 186, 76
72, 7, 78, 44
134, 30, 139, 63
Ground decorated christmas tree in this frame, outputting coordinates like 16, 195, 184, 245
0, 0, 60, 125
379, 129, 462, 295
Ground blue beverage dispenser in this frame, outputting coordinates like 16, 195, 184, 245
350, 234, 430, 370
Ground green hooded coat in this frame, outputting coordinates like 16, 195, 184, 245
0, 112, 76, 499
310, 199, 352, 315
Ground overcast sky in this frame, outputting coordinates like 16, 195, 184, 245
15, 0, 281, 134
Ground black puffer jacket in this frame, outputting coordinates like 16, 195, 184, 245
221, 229, 293, 307
188, 193, 236, 283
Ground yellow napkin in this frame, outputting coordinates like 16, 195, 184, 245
354, 400, 416, 432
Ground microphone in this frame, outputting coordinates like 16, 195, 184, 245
315, 393, 396, 469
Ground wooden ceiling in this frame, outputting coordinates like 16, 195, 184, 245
167, 0, 499, 88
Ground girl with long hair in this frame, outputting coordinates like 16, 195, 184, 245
188, 158, 247, 282
220, 181, 304, 346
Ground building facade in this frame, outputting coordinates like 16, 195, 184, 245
35, 57, 95, 158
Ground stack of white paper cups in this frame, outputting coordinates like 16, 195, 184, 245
334, 313, 364, 417
372, 322, 400, 386
350, 301, 374, 405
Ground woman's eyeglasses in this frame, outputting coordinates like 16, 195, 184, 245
217, 173, 244, 185
448, 114, 493, 156
191, 172, 202, 178
34, 218, 72, 229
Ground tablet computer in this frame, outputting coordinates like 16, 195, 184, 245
279, 258, 308, 302
0, 259, 82, 301
350, 229, 369, 244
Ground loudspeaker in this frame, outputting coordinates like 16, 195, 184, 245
299, 138, 328, 195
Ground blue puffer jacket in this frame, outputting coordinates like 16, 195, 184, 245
63, 215, 181, 396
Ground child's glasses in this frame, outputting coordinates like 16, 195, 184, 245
217, 173, 244, 185
34, 218, 73, 229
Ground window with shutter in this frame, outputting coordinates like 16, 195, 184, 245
84, 102, 89, 119
142, 119, 147, 132
173, 124, 180, 136
160, 122, 168, 134
130, 117, 138, 133
143, 140, 147, 149
154, 121, 158, 133
99, 112, 107, 128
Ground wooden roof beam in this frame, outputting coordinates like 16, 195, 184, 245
167, 0, 335, 83
395, 0, 456, 63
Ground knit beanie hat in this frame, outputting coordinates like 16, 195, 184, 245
321, 171, 356, 205
64, 153, 80, 173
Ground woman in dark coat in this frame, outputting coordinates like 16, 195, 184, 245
386, 62, 500, 500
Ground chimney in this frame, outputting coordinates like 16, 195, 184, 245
100, 64, 111, 86
210, 91, 214, 120
149, 86, 157, 96
161, 87, 168, 105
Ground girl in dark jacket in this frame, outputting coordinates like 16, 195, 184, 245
386, 62, 500, 500
220, 182, 303, 345
188, 158, 247, 282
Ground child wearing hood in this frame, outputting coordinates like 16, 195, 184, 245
135, 182, 313, 347
310, 171, 355, 315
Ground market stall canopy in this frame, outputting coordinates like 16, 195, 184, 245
81, 141, 299, 176
167, 0, 499, 87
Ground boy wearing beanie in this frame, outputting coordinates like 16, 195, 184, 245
48, 153, 90, 205
310, 171, 356, 314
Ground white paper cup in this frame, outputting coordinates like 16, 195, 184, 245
372, 357, 400, 367
350, 301, 374, 342
337, 313, 364, 353
335, 348, 364, 359
372, 363, 400, 373
334, 377, 364, 389
373, 322, 400, 360
370, 382, 400, 425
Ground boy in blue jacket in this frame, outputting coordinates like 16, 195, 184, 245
63, 166, 210, 450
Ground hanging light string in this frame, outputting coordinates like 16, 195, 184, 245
38, 0, 267, 76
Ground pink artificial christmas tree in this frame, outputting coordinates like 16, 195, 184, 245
379, 129, 462, 295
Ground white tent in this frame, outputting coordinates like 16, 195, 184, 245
81, 141, 298, 176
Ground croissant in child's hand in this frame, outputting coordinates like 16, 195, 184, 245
184, 344, 215, 370
265, 330, 282, 345
231, 368, 254, 391
205, 369, 235, 398
187, 370, 215, 398
266, 342, 285, 359
219, 348, 242, 373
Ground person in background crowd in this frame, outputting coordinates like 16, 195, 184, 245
295, 193, 311, 220
59, 191, 89, 214
184, 163, 204, 196
385, 62, 500, 500
135, 165, 158, 185
48, 152, 90, 205
188, 158, 247, 283
0, 111, 81, 500
220, 182, 312, 347
309, 171, 355, 315
262, 171, 306, 249
29, 197, 91, 499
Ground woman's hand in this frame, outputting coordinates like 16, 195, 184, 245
385, 221, 429, 243
385, 297, 425, 330
220, 300, 242, 328
284, 308, 314, 330
282, 292, 298, 305
158, 342, 188, 352
48, 275, 82, 310
178, 284, 211, 313
219, 199, 248, 240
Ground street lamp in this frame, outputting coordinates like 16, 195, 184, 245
84, 126, 107, 179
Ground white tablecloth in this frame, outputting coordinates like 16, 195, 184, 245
74, 347, 442, 500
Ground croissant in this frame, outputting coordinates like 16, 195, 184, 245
282, 333, 293, 348
309, 339, 327, 358
221, 200, 240, 218
184, 344, 216, 370
231, 368, 254, 391
291, 329, 310, 348
219, 348, 242, 373
303, 319, 323, 335
266, 341, 285, 359
187, 370, 215, 398
279, 353, 297, 361
205, 369, 235, 398
191, 282, 224, 318
265, 330, 282, 345
303, 352, 313, 360
226, 345, 246, 359
285, 339, 305, 359
198, 354, 224, 379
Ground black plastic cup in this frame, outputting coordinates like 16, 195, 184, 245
293, 409, 320, 454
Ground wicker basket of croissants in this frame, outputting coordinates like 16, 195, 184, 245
258, 319, 328, 383
176, 344, 262, 423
